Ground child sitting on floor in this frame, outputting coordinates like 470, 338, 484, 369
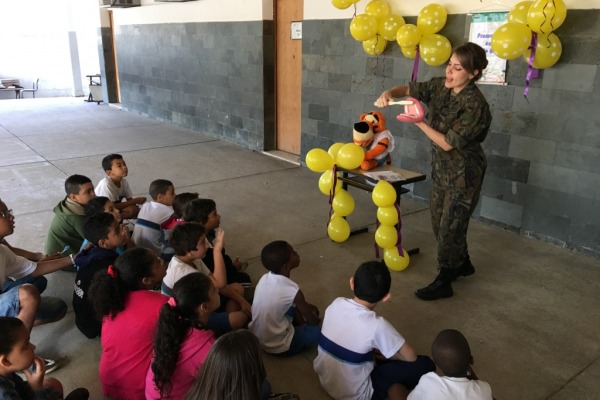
45, 174, 96, 256
73, 213, 128, 339
313, 261, 435, 400
132, 179, 176, 262
249, 240, 320, 357
182, 198, 250, 284
171, 192, 199, 227
407, 329, 493, 400
0, 317, 89, 400
146, 273, 219, 399
88, 247, 167, 400
79, 196, 134, 254
95, 154, 146, 219
162, 223, 250, 333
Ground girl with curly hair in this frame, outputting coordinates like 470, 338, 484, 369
146, 273, 219, 400
88, 247, 167, 400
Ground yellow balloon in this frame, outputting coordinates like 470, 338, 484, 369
396, 24, 422, 48
372, 180, 397, 207
350, 14, 379, 42
523, 32, 562, 69
527, 0, 567, 34
305, 148, 334, 173
419, 34, 452, 66
377, 206, 398, 225
378, 14, 405, 42
508, 1, 533, 25
328, 142, 345, 161
401, 45, 417, 59
363, 36, 388, 56
328, 216, 351, 243
417, 3, 447, 35
491, 22, 532, 60
365, 0, 390, 20
331, 0, 356, 9
375, 225, 398, 249
318, 169, 342, 196
384, 247, 410, 271
332, 189, 355, 217
337, 143, 365, 170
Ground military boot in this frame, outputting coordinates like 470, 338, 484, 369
415, 268, 455, 301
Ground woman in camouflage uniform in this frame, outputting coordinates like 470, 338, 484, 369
376, 42, 492, 301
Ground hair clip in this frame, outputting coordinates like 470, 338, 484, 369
167, 297, 177, 308
107, 265, 118, 278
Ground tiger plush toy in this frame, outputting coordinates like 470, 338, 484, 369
352, 110, 395, 171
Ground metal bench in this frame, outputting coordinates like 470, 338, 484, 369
20, 78, 39, 98
0, 79, 23, 99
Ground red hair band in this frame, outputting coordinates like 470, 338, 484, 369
167, 297, 177, 308
107, 265, 117, 278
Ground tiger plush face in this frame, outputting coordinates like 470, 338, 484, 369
353, 111, 386, 148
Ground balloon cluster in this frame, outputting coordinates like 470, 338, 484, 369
396, 3, 452, 66
491, 0, 566, 69
305, 143, 410, 271
344, 0, 406, 56
306, 143, 364, 243
372, 181, 410, 271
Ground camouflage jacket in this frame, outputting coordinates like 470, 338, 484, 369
409, 77, 491, 190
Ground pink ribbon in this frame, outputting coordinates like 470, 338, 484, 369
524, 32, 538, 100
411, 48, 420, 82
167, 297, 177, 308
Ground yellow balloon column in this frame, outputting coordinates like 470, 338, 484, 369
372, 181, 410, 271
306, 142, 365, 243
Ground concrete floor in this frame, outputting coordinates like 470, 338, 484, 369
1, 98, 599, 400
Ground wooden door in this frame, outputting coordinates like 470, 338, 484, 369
275, 0, 303, 155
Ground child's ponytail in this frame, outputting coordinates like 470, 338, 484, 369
151, 273, 213, 396
88, 247, 156, 319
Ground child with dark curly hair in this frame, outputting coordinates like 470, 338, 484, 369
88, 247, 167, 400
146, 273, 219, 400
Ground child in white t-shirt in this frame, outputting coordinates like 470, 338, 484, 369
95, 154, 146, 219
313, 261, 435, 400
408, 329, 493, 400
161, 222, 249, 332
249, 240, 320, 356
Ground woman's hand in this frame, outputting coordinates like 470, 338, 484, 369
375, 90, 394, 108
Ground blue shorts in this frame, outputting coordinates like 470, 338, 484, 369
0, 287, 21, 317
206, 311, 232, 334
272, 324, 320, 357
370, 355, 435, 400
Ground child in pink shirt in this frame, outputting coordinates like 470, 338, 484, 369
88, 247, 167, 400
146, 272, 219, 400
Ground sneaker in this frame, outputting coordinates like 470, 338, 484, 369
43, 358, 59, 374
64, 388, 89, 400
415, 279, 453, 301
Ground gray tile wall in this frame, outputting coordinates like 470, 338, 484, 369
302, 11, 600, 258
114, 21, 274, 151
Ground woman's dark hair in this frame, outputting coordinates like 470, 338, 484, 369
84, 196, 110, 217
182, 198, 216, 224
185, 330, 266, 400
172, 192, 200, 219
152, 273, 213, 397
88, 247, 156, 319
170, 223, 206, 256
453, 42, 488, 81
0, 317, 25, 355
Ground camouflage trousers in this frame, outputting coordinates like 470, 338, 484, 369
430, 184, 481, 269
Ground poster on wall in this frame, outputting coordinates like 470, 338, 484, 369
469, 12, 508, 85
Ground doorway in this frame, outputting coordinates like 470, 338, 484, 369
274, 0, 303, 156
